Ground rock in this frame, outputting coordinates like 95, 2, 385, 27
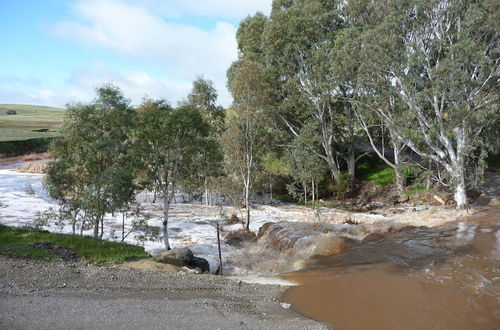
224, 229, 257, 245
258, 222, 274, 237
396, 194, 410, 204
362, 233, 385, 243
174, 248, 194, 264
475, 194, 492, 206
189, 257, 210, 274
152, 248, 192, 267
151, 248, 210, 274
225, 238, 243, 247
397, 225, 417, 233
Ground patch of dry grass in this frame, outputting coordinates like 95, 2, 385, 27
20, 152, 51, 161
17, 160, 48, 174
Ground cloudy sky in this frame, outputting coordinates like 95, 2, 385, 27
0, 0, 272, 108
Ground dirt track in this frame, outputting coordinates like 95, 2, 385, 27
0, 256, 326, 329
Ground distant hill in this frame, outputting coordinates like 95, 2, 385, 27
0, 104, 65, 142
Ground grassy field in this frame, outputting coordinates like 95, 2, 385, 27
0, 224, 150, 264
0, 104, 65, 142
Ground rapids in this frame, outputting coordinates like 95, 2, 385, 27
282, 205, 500, 330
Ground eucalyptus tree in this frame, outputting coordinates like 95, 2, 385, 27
285, 124, 328, 203
44, 85, 137, 239
135, 100, 211, 249
183, 77, 224, 205
263, 0, 363, 184
347, 0, 499, 209
225, 60, 271, 230
333, 25, 410, 192
186, 77, 225, 135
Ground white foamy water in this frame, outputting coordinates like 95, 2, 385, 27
0, 160, 462, 275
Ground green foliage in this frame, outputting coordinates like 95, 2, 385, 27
135, 99, 215, 248
236, 12, 268, 61
0, 224, 149, 263
329, 172, 350, 197
44, 84, 137, 239
181, 77, 225, 198
184, 77, 226, 136
262, 153, 287, 175
346, 0, 499, 207
0, 137, 53, 156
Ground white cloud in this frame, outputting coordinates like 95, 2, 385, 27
133, 0, 272, 19
66, 65, 193, 106
0, 67, 193, 108
49, 0, 264, 106
3, 0, 272, 107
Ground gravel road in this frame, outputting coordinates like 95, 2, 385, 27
0, 256, 327, 329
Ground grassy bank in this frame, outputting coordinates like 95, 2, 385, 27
0, 104, 65, 142
0, 224, 149, 263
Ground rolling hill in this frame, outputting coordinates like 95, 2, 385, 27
0, 104, 65, 142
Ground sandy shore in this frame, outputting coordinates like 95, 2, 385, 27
0, 256, 326, 329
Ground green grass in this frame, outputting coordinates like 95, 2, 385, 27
405, 184, 429, 196
357, 157, 395, 187
0, 104, 65, 142
0, 224, 149, 263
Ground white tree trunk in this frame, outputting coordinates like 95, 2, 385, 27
454, 179, 468, 210
162, 187, 172, 250
244, 181, 250, 231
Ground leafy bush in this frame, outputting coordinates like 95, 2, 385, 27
330, 172, 351, 197
6, 109, 17, 115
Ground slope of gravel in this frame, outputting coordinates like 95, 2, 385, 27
0, 256, 327, 329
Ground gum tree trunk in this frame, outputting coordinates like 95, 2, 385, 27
162, 187, 172, 250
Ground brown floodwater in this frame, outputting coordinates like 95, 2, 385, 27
282, 206, 500, 330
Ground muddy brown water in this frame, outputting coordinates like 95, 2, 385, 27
282, 206, 500, 330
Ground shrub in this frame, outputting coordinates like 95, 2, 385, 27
6, 110, 17, 115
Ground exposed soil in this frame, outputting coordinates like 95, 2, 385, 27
29, 241, 79, 261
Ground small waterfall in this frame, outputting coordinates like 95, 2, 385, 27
225, 221, 375, 275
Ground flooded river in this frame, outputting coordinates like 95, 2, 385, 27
1, 157, 499, 328
282, 206, 500, 329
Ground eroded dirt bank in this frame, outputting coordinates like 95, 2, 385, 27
0, 256, 326, 330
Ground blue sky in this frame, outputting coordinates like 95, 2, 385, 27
0, 0, 272, 107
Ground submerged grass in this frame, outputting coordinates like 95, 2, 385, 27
0, 224, 149, 263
